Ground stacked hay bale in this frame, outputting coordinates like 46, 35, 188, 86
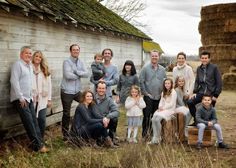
199, 3, 236, 89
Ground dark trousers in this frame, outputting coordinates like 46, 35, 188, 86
82, 122, 108, 139
187, 93, 216, 123
142, 96, 160, 139
107, 118, 118, 140
61, 90, 81, 138
37, 108, 47, 139
13, 100, 43, 151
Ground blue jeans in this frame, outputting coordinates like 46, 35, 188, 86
81, 122, 108, 140
197, 123, 223, 143
37, 108, 47, 138
13, 100, 43, 151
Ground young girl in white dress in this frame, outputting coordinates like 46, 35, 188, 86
150, 78, 177, 144
125, 85, 146, 143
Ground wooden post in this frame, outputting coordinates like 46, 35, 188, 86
177, 113, 185, 142
161, 114, 177, 143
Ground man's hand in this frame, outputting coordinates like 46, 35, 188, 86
103, 117, 110, 128
212, 97, 217, 102
190, 94, 196, 99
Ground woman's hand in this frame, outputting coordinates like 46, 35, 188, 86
47, 100, 52, 107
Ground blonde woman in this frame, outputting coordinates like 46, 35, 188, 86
32, 51, 52, 139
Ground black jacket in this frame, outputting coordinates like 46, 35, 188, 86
194, 63, 222, 97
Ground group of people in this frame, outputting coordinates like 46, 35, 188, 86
10, 44, 228, 153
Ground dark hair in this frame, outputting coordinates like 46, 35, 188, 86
177, 52, 186, 59
102, 48, 113, 57
96, 81, 107, 89
94, 53, 103, 60
122, 60, 137, 76
200, 51, 210, 58
202, 94, 212, 100
70, 44, 80, 52
163, 78, 173, 98
80, 90, 95, 105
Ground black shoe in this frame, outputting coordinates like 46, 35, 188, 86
218, 142, 228, 149
188, 122, 196, 126
196, 142, 202, 150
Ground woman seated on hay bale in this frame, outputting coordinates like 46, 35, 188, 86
69, 90, 115, 148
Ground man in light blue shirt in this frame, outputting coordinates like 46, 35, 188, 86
10, 46, 48, 152
61, 44, 88, 140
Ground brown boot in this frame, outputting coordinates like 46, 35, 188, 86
39, 146, 50, 153
104, 137, 115, 148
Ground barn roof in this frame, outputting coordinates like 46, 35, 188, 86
143, 40, 164, 53
0, 0, 151, 40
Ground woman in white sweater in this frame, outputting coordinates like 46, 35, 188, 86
125, 85, 146, 143
173, 52, 195, 99
32, 51, 52, 139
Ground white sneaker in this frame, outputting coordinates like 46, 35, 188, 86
133, 138, 138, 143
127, 138, 133, 143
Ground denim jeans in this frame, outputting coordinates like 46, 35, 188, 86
37, 108, 47, 138
197, 123, 223, 143
142, 96, 160, 138
61, 90, 81, 138
13, 100, 43, 151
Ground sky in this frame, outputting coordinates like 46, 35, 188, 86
137, 0, 236, 55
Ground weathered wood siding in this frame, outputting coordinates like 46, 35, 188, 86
0, 9, 143, 139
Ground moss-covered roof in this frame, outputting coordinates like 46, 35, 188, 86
2, 0, 151, 40
143, 40, 164, 53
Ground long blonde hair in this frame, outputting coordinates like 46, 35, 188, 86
32, 51, 50, 77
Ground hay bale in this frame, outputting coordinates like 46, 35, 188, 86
199, 3, 236, 88
222, 72, 236, 90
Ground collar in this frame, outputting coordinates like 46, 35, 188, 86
95, 94, 106, 102
70, 56, 78, 63
20, 59, 31, 66
176, 63, 186, 70
151, 63, 158, 70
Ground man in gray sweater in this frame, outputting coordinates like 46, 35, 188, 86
139, 50, 166, 140
94, 81, 119, 142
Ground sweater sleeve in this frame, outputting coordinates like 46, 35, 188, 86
193, 68, 200, 94
213, 66, 222, 97
186, 66, 195, 95
105, 66, 119, 86
210, 108, 217, 124
106, 98, 119, 119
139, 68, 148, 96
78, 105, 103, 124
47, 75, 52, 101
137, 97, 146, 109
63, 60, 78, 80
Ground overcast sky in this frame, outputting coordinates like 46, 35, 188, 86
137, 0, 236, 55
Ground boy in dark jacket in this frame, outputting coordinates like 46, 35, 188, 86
91, 53, 106, 81
187, 51, 222, 126
196, 94, 228, 149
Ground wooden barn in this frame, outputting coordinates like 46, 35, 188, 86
0, 0, 152, 139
